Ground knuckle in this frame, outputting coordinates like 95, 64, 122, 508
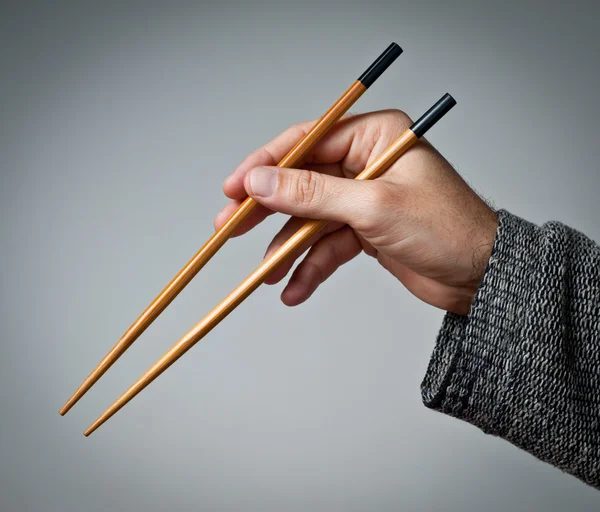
382, 108, 413, 128
305, 260, 328, 285
325, 240, 343, 269
370, 181, 396, 208
292, 170, 323, 207
288, 120, 312, 139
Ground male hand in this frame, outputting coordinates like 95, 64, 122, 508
214, 110, 498, 316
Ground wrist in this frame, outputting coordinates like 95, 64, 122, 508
462, 209, 500, 314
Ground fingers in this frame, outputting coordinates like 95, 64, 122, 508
223, 110, 410, 200
244, 166, 382, 230
262, 216, 343, 285
213, 199, 270, 238
219, 109, 413, 238
223, 121, 316, 200
281, 226, 362, 306
215, 162, 348, 236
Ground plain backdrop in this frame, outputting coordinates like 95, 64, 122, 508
1, 1, 600, 510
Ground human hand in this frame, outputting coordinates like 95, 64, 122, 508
215, 110, 498, 316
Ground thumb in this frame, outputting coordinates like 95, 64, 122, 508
244, 166, 379, 227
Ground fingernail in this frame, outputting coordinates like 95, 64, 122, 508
250, 167, 277, 197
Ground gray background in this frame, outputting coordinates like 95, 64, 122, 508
1, 1, 599, 510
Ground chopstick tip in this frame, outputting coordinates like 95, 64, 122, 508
84, 408, 113, 437
59, 394, 79, 416
83, 423, 97, 437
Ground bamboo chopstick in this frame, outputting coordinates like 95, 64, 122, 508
84, 94, 457, 436
59, 43, 403, 416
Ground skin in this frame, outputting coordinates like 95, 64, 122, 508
214, 109, 499, 316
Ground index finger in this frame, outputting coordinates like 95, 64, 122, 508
223, 113, 365, 200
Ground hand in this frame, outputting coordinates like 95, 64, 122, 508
215, 110, 498, 316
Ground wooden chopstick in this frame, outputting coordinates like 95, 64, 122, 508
59, 43, 403, 416
84, 94, 457, 436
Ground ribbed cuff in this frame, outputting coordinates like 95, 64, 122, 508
421, 209, 545, 435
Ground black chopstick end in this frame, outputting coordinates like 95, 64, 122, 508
357, 42, 403, 88
410, 93, 457, 138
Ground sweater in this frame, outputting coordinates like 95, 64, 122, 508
421, 209, 600, 489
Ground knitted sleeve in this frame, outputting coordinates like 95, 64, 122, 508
421, 209, 600, 489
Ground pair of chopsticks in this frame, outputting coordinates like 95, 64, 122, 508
60, 42, 457, 435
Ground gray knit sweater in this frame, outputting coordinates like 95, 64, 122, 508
421, 209, 600, 489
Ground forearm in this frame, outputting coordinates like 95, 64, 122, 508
421, 209, 600, 489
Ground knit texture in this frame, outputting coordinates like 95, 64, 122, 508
421, 209, 600, 489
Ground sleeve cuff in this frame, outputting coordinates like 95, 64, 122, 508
420, 209, 545, 436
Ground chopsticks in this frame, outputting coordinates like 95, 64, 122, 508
59, 42, 403, 416
84, 93, 457, 436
